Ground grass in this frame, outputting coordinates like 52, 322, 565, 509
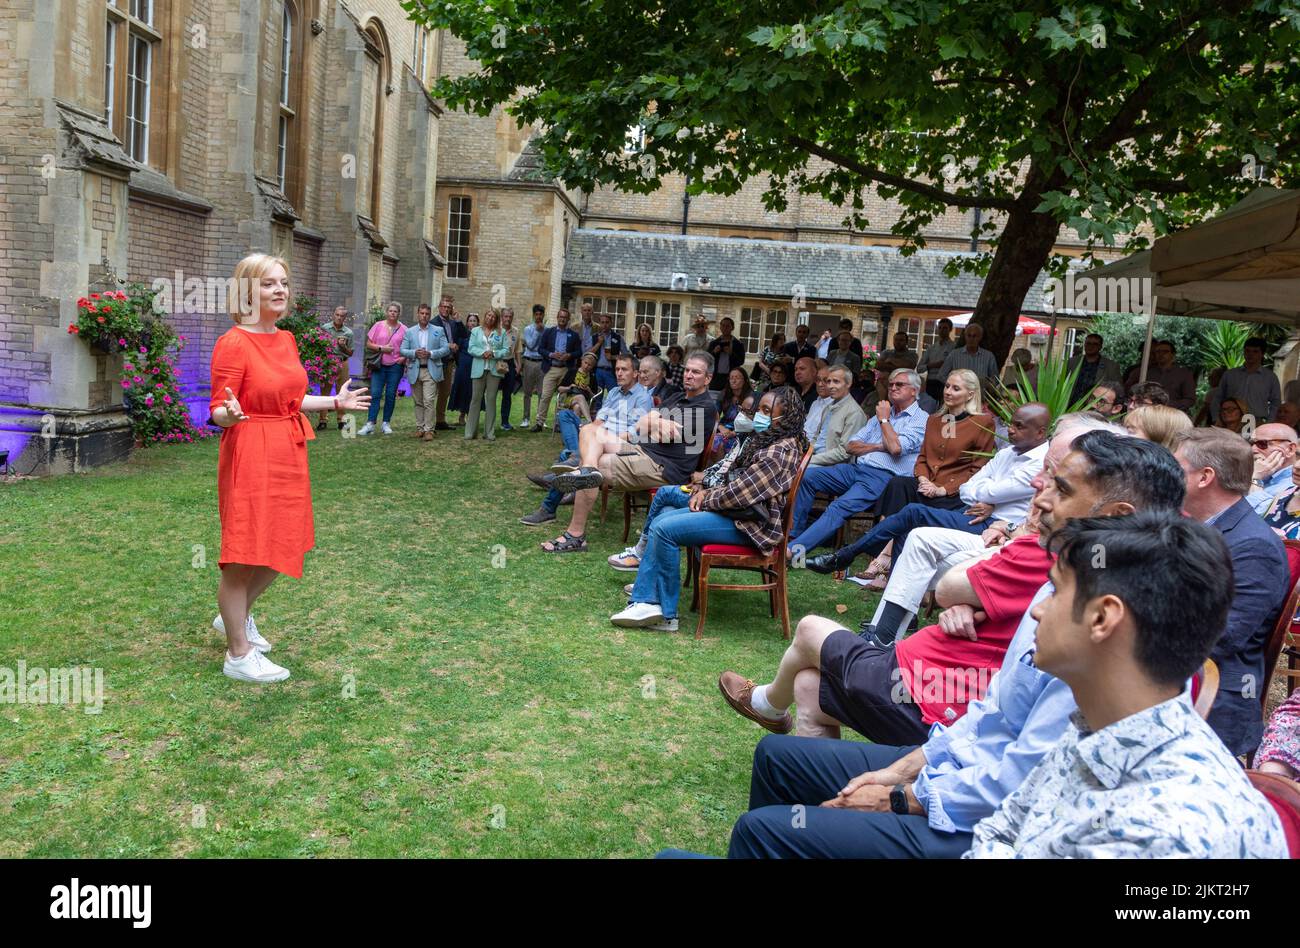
0, 398, 876, 857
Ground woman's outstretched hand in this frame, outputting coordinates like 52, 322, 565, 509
335, 379, 372, 412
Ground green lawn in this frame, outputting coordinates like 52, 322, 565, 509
0, 398, 874, 857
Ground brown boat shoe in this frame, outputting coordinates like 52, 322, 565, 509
718, 671, 793, 735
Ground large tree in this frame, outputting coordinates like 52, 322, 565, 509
408, 0, 1300, 361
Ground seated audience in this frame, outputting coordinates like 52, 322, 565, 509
788, 369, 928, 554
1089, 380, 1126, 419
559, 352, 599, 422
530, 353, 718, 552
1122, 403, 1192, 449
809, 366, 867, 467
611, 387, 806, 632
1262, 455, 1300, 539
792, 356, 819, 411
1257, 691, 1300, 779
520, 354, 654, 529
682, 432, 1185, 859
1173, 428, 1290, 757
1247, 423, 1300, 514
876, 331, 918, 372
713, 368, 753, 455
804, 401, 1048, 600
752, 331, 786, 384
664, 346, 686, 389
1214, 396, 1249, 436
607, 395, 758, 572
965, 513, 1284, 858
802, 366, 832, 443
1127, 380, 1170, 409
759, 359, 791, 395
639, 355, 674, 406
1001, 347, 1037, 390
1277, 400, 1300, 432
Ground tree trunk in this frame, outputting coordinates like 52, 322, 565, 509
970, 205, 1062, 367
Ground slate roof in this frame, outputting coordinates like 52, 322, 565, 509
562, 229, 1056, 314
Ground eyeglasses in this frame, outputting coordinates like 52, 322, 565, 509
887, 381, 911, 389
1252, 439, 1292, 447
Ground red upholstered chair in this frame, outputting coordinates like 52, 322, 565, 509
1263, 539, 1300, 704
1246, 771, 1300, 858
686, 446, 814, 640
1191, 659, 1219, 721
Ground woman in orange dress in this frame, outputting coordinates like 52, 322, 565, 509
209, 253, 370, 683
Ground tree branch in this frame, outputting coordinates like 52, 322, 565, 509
784, 134, 1018, 211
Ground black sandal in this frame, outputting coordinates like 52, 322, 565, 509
541, 531, 588, 554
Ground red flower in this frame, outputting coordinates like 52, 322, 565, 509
67, 325, 79, 334
100, 304, 112, 313
97, 316, 106, 323
90, 293, 100, 300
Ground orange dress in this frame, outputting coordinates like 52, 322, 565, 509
209, 327, 316, 578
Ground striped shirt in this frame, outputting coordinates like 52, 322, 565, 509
939, 346, 1001, 384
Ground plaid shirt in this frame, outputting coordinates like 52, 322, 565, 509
697, 438, 803, 554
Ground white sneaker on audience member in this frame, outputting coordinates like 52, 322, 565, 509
611, 602, 665, 627
607, 548, 641, 571
213, 613, 271, 652
381, 422, 393, 435
223, 648, 290, 683
358, 422, 375, 436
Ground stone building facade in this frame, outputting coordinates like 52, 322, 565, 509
1, 0, 444, 474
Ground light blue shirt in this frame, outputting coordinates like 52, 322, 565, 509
848, 401, 928, 476
596, 383, 653, 436
523, 323, 544, 359
912, 582, 1078, 834
1251, 466, 1294, 515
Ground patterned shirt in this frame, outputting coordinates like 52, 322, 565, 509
966, 697, 1286, 858
697, 438, 803, 554
323, 322, 354, 357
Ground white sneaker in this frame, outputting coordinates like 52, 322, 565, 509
608, 547, 642, 571
520, 417, 532, 428
611, 602, 665, 627
648, 617, 679, 633
213, 614, 271, 652
624, 582, 635, 596
381, 422, 393, 435
223, 648, 290, 683
358, 422, 375, 436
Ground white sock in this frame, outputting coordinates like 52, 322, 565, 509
632, 535, 647, 557
749, 684, 784, 720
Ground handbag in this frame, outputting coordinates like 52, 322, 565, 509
367, 323, 396, 371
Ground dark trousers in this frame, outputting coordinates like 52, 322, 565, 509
791, 463, 895, 552
837, 500, 981, 564
726, 735, 973, 858
500, 361, 520, 423
876, 474, 968, 519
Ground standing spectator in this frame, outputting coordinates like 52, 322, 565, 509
827, 330, 864, 377
610, 386, 807, 632
519, 305, 547, 429
752, 331, 786, 384
399, 302, 450, 442
497, 307, 521, 431
588, 311, 627, 392
1212, 336, 1281, 423
448, 313, 480, 425
533, 307, 582, 431
1193, 366, 1228, 427
209, 253, 370, 682
783, 323, 818, 362
1067, 332, 1123, 402
877, 331, 918, 371
630, 323, 661, 361
577, 301, 597, 352
822, 318, 864, 359
465, 309, 511, 441
707, 317, 746, 397
682, 315, 713, 356
358, 301, 406, 436
1125, 339, 1196, 411
430, 294, 466, 431
918, 318, 955, 402
1214, 396, 1250, 435
664, 345, 686, 389
316, 305, 354, 430
938, 321, 1000, 391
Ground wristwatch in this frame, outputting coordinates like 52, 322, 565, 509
889, 784, 909, 815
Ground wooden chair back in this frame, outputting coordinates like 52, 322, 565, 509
1192, 659, 1219, 721
1247, 771, 1300, 858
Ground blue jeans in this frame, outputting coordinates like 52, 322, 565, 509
837, 502, 985, 561
638, 484, 691, 542
630, 506, 745, 619
725, 735, 972, 858
790, 462, 894, 553
367, 362, 402, 423
555, 408, 584, 460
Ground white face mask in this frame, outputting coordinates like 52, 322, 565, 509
732, 413, 755, 434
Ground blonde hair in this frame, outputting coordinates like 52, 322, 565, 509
481, 307, 501, 332
1126, 404, 1193, 449
228, 253, 290, 325
946, 368, 984, 415
384, 300, 403, 319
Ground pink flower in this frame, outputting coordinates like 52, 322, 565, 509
133, 375, 142, 383
121, 380, 130, 388
124, 363, 134, 371
138, 346, 147, 354
144, 395, 154, 406
163, 395, 172, 404
118, 338, 127, 347
155, 383, 164, 389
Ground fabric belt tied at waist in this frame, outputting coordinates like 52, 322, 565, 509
242, 411, 316, 444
